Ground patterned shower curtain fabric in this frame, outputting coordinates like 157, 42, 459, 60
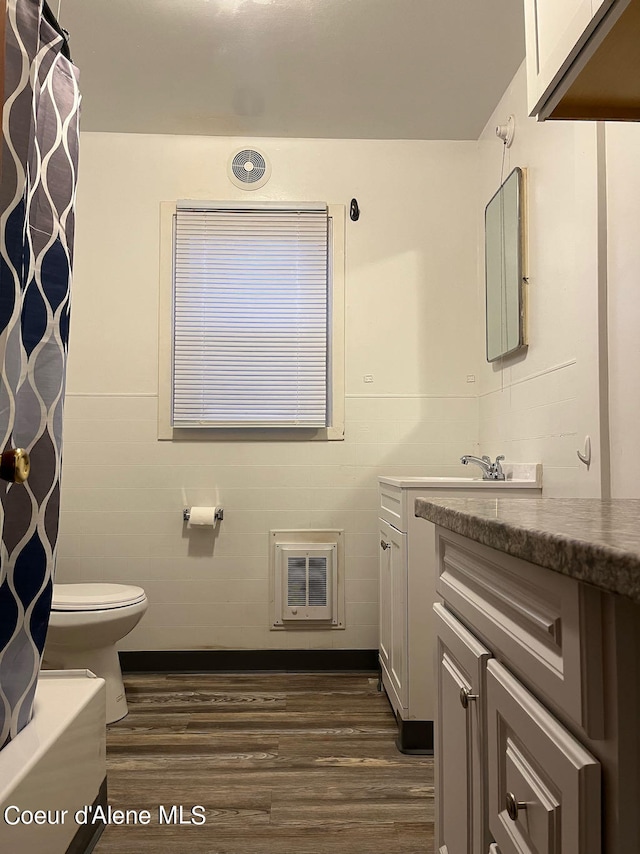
0, 0, 80, 750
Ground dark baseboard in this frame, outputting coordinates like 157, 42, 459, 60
66, 777, 107, 854
396, 718, 434, 755
120, 648, 378, 673
378, 678, 434, 755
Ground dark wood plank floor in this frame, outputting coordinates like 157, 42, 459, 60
96, 672, 434, 854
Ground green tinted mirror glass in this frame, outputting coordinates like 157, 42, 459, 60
485, 167, 526, 362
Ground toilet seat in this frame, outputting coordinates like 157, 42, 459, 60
52, 583, 147, 612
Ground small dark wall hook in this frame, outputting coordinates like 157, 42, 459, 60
350, 198, 360, 221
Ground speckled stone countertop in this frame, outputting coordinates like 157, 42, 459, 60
414, 497, 640, 604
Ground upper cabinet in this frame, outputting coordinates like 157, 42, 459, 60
524, 0, 640, 120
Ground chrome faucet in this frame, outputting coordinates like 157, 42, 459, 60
460, 454, 505, 481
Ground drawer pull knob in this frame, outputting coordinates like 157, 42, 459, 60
459, 687, 478, 709
505, 792, 526, 821
380, 540, 391, 550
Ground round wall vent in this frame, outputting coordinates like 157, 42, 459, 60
228, 148, 271, 190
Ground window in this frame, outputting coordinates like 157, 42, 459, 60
158, 201, 344, 439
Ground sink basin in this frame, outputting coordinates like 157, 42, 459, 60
388, 477, 484, 483
378, 464, 542, 490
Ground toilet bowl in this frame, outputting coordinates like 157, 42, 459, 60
42, 583, 148, 724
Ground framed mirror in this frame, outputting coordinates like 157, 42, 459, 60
485, 166, 526, 362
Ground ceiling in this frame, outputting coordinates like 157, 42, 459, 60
57, 0, 525, 140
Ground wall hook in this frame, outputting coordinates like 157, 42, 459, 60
577, 435, 591, 469
349, 198, 360, 221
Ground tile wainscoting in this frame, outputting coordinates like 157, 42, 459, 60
479, 360, 582, 496
57, 392, 478, 652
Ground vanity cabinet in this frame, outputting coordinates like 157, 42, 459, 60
378, 480, 438, 752
524, 0, 640, 121
433, 528, 627, 854
378, 472, 541, 753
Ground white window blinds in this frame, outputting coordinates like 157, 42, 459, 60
172, 202, 329, 428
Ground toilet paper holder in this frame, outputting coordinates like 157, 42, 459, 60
183, 507, 224, 523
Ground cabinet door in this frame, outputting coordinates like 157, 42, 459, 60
434, 603, 492, 854
379, 519, 392, 675
524, 0, 620, 115
379, 519, 407, 708
486, 660, 601, 854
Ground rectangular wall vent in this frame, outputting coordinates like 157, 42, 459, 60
276, 543, 337, 623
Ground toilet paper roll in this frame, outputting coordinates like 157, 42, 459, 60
187, 506, 218, 528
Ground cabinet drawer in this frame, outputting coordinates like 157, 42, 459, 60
436, 529, 604, 736
379, 482, 407, 531
487, 660, 601, 854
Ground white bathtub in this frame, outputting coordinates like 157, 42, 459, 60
0, 670, 106, 854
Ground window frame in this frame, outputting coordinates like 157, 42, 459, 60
158, 201, 345, 441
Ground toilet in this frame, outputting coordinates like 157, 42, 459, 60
42, 583, 148, 724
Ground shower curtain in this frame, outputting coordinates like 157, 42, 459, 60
0, 0, 80, 749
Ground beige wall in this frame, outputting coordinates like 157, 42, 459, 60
58, 135, 480, 650
605, 121, 640, 499
475, 64, 604, 497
